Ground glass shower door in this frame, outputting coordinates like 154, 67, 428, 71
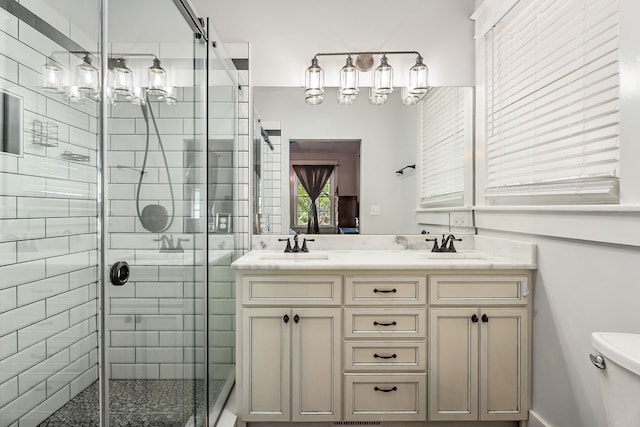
0, 1, 102, 426
106, 1, 207, 425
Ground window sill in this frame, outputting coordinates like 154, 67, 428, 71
474, 205, 640, 247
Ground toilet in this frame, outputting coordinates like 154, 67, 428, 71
591, 332, 640, 427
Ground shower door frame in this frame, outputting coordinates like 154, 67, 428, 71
98, 1, 212, 426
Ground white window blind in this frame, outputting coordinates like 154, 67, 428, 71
420, 87, 473, 207
485, 0, 620, 204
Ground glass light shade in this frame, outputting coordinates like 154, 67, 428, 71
373, 55, 393, 95
340, 56, 358, 96
43, 62, 65, 93
163, 86, 177, 105
401, 86, 420, 105
112, 60, 133, 97
147, 58, 167, 96
408, 55, 429, 95
76, 55, 98, 95
130, 87, 146, 105
369, 86, 387, 105
305, 58, 324, 97
337, 90, 355, 105
305, 93, 323, 105
65, 86, 84, 103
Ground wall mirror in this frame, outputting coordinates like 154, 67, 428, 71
252, 86, 474, 236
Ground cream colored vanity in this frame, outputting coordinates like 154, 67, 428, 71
233, 245, 535, 425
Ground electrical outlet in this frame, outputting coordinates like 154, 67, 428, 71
370, 205, 381, 216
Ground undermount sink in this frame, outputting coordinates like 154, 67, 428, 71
259, 253, 330, 261
424, 252, 487, 260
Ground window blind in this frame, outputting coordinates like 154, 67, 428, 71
420, 87, 471, 207
485, 0, 620, 204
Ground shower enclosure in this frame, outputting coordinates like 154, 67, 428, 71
0, 1, 239, 426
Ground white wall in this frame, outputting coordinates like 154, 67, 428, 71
254, 87, 422, 235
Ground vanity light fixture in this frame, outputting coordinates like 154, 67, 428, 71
75, 54, 99, 95
42, 59, 65, 93
304, 50, 430, 106
42, 52, 175, 106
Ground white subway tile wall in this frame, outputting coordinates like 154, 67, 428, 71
0, 9, 99, 427
106, 80, 239, 383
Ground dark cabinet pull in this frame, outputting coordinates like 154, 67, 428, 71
283, 314, 289, 323
373, 288, 397, 294
374, 353, 397, 359
374, 386, 398, 393
294, 314, 300, 323
471, 314, 479, 323
482, 314, 489, 323
373, 321, 397, 327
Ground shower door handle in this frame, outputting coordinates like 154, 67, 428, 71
110, 261, 130, 286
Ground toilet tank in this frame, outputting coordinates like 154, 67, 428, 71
591, 332, 640, 427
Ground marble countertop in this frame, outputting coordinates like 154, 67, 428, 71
231, 249, 536, 271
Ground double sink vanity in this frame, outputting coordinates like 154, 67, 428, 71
232, 235, 536, 425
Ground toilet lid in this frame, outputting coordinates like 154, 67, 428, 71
592, 332, 640, 376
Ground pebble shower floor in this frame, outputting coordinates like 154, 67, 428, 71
38, 379, 225, 427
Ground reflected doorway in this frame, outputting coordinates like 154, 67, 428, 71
289, 139, 361, 234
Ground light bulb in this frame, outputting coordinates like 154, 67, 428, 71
111, 59, 133, 98
76, 54, 98, 95
43, 62, 65, 93
305, 57, 324, 97
147, 58, 167, 96
340, 55, 358, 96
373, 54, 393, 95
409, 55, 429, 95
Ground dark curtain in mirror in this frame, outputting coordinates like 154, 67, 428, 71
293, 164, 334, 234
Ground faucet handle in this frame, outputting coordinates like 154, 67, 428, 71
154, 237, 168, 250
176, 238, 189, 250
301, 238, 315, 253
278, 238, 292, 253
425, 237, 440, 252
446, 236, 462, 252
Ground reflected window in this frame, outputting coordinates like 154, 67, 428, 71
294, 174, 334, 227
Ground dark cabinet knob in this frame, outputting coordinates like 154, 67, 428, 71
283, 314, 289, 323
471, 314, 479, 323
482, 314, 489, 323
294, 314, 300, 323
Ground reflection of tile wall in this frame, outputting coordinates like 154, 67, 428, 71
0, 12, 99, 426
107, 87, 208, 380
260, 122, 282, 234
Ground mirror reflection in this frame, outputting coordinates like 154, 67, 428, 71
253, 86, 474, 236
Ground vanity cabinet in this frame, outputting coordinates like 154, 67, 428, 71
240, 275, 342, 422
428, 275, 530, 422
235, 266, 533, 426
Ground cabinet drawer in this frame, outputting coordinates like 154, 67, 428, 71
345, 275, 426, 305
344, 308, 425, 338
429, 275, 529, 306
242, 275, 341, 305
344, 373, 426, 421
345, 342, 426, 371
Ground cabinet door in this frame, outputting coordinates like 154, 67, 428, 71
291, 308, 341, 421
480, 308, 528, 420
242, 308, 291, 421
428, 308, 479, 421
